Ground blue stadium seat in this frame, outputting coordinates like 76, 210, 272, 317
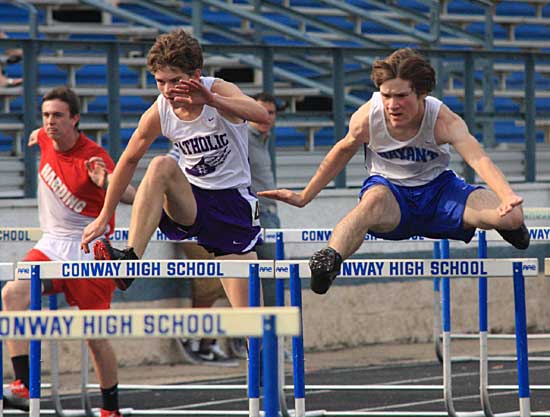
495, 2, 536, 17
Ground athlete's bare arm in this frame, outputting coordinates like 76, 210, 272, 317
169, 78, 269, 124
81, 103, 161, 251
85, 156, 136, 204
210, 79, 270, 124
259, 101, 371, 207
435, 105, 523, 216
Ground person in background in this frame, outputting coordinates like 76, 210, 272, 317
247, 92, 280, 305
0, 31, 22, 87
2, 86, 135, 417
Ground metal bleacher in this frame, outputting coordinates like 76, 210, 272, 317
1, 0, 550, 198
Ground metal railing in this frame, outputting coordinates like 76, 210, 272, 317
0, 37, 547, 195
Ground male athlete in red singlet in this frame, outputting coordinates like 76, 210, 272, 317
1, 87, 135, 417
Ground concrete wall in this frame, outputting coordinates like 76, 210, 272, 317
1, 182, 549, 375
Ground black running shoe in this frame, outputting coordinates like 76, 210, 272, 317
496, 223, 530, 250
93, 238, 138, 290
309, 247, 343, 294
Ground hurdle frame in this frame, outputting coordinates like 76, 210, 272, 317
274, 257, 538, 417
4, 261, 301, 417
2, 224, 547, 415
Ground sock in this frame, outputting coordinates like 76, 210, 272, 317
101, 384, 119, 412
11, 355, 29, 388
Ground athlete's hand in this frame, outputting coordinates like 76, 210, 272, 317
258, 189, 309, 208
169, 79, 214, 106
86, 156, 108, 189
81, 218, 108, 253
27, 129, 39, 147
498, 194, 524, 217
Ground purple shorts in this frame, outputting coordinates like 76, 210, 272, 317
358, 170, 483, 243
159, 184, 263, 256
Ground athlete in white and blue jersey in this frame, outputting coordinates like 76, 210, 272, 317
80, 29, 269, 309
260, 48, 529, 295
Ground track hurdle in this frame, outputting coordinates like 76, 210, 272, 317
274, 258, 538, 417
433, 234, 550, 416
0, 302, 299, 417
12, 259, 294, 417
0, 228, 297, 416
434, 228, 550, 363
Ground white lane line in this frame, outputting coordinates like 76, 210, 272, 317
358, 390, 517, 411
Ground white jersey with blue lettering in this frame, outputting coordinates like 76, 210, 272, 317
157, 76, 251, 190
365, 92, 450, 186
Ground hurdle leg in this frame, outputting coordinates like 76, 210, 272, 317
433, 241, 443, 363
441, 240, 485, 417
49, 294, 82, 417
513, 262, 531, 417
80, 340, 94, 417
248, 263, 261, 417
441, 240, 456, 415
275, 232, 292, 417
263, 314, 279, 417
29, 265, 41, 417
477, 231, 496, 416
290, 264, 305, 417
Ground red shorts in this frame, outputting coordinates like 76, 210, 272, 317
24, 248, 116, 310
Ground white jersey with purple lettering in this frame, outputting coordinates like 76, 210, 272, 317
365, 92, 450, 186
157, 76, 251, 190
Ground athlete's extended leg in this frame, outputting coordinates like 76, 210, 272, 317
310, 185, 401, 294
217, 251, 259, 308
94, 156, 198, 290
1, 280, 31, 410
463, 189, 529, 249
2, 280, 30, 357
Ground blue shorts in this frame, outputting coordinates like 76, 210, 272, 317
358, 170, 483, 242
159, 184, 263, 256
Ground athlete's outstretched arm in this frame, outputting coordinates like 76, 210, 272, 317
436, 106, 522, 217
81, 103, 161, 251
259, 102, 370, 207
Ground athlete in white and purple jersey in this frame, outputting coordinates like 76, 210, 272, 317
81, 29, 269, 310
260, 48, 529, 295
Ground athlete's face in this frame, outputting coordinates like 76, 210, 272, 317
250, 100, 276, 134
154, 67, 199, 108
379, 78, 425, 129
41, 99, 79, 146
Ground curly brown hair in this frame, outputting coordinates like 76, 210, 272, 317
371, 48, 435, 96
147, 29, 203, 75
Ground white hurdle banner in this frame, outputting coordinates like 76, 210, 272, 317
14, 258, 540, 280
0, 307, 301, 340
0, 227, 189, 243
274, 258, 539, 278
264, 227, 550, 243
16, 259, 275, 280
3, 225, 550, 244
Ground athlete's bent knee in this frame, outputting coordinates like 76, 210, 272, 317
146, 155, 179, 179
1, 282, 30, 311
